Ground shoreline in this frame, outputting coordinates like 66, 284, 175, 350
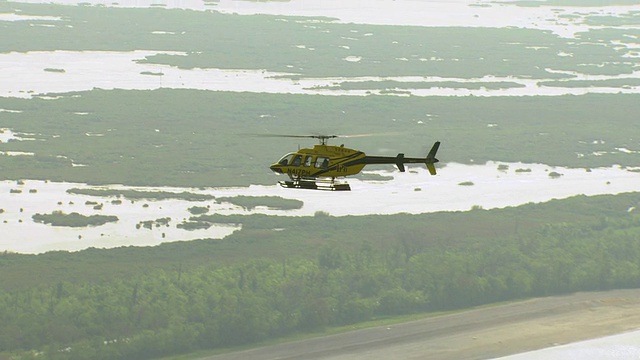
199, 289, 640, 360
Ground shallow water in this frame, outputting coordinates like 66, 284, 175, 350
1, 161, 639, 254
0, 180, 240, 253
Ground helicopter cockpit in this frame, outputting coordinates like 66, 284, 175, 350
275, 153, 330, 169
277, 153, 295, 166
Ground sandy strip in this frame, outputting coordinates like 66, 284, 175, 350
201, 289, 640, 360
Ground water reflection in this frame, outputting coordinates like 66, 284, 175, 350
1, 161, 638, 254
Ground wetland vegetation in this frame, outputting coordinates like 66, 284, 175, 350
2, 193, 640, 359
136, 217, 171, 230
32, 211, 118, 227
216, 196, 304, 211
66, 188, 215, 201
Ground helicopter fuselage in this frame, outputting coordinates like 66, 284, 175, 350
270, 140, 440, 180
270, 144, 366, 179
266, 134, 439, 190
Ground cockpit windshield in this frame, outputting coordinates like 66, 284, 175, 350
277, 153, 295, 166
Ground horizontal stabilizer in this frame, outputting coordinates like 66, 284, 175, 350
427, 163, 437, 176
396, 153, 405, 172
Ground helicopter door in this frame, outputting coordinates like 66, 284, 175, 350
303, 155, 313, 167
291, 155, 302, 166
316, 156, 329, 169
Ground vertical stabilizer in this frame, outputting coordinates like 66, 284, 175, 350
425, 141, 440, 176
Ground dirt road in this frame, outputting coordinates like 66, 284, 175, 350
201, 289, 640, 360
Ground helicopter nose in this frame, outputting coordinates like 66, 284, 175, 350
270, 164, 283, 173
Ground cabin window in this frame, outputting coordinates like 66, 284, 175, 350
278, 154, 294, 166
316, 157, 329, 169
303, 156, 313, 167
291, 155, 302, 166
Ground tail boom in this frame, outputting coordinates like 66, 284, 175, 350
355, 141, 440, 174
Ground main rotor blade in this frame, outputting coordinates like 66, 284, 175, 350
246, 132, 404, 146
249, 132, 400, 139
340, 132, 404, 139
248, 134, 336, 139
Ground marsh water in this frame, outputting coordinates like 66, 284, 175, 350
2, 161, 639, 254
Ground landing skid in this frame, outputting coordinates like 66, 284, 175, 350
278, 178, 351, 191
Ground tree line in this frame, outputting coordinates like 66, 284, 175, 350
2, 210, 640, 359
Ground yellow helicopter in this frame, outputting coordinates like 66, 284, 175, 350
268, 134, 440, 191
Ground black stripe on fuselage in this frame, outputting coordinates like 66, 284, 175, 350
312, 151, 364, 177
